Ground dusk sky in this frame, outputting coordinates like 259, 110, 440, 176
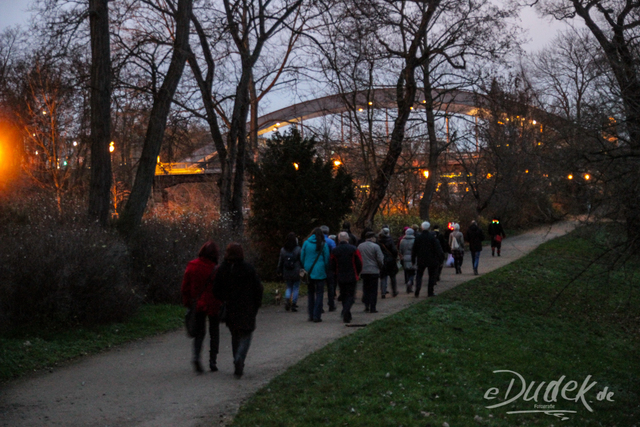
0, 1, 574, 53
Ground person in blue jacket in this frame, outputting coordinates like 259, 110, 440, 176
300, 228, 331, 322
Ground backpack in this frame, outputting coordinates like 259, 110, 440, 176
283, 252, 296, 270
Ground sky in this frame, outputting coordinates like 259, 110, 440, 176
0, 1, 576, 52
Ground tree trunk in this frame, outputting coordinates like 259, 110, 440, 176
418, 70, 441, 221
117, 0, 193, 235
87, 0, 112, 227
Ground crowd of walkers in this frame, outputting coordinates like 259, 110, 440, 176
180, 217, 505, 377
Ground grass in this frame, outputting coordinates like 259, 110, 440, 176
0, 304, 185, 382
231, 226, 640, 427
0, 281, 305, 383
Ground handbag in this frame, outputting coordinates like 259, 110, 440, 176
300, 243, 325, 285
450, 235, 460, 251
495, 234, 503, 243
185, 265, 218, 337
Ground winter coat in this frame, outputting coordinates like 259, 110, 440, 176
398, 231, 416, 270
330, 242, 363, 283
411, 231, 445, 268
488, 222, 506, 239
466, 224, 485, 252
378, 234, 399, 275
181, 257, 223, 316
449, 231, 464, 253
300, 235, 331, 280
433, 231, 450, 253
212, 260, 263, 332
358, 240, 384, 275
277, 246, 302, 281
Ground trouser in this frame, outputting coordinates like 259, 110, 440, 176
471, 251, 481, 271
307, 279, 325, 321
361, 274, 379, 311
327, 276, 336, 309
453, 250, 464, 273
338, 281, 356, 321
491, 238, 502, 255
285, 279, 300, 304
415, 264, 438, 297
193, 312, 220, 364
230, 328, 253, 369
404, 268, 416, 291
379, 272, 397, 296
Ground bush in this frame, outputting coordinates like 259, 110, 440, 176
0, 221, 139, 330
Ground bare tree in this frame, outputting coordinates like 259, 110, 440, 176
117, 0, 194, 234
87, 0, 113, 226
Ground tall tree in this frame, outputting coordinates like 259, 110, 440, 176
117, 0, 194, 234
87, 0, 113, 226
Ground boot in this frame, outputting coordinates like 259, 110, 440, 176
285, 299, 291, 312
291, 303, 298, 312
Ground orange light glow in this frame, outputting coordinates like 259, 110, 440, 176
422, 170, 429, 179
293, 162, 299, 170
109, 141, 115, 153
584, 174, 591, 180
333, 160, 342, 167
568, 174, 573, 180
0, 121, 21, 184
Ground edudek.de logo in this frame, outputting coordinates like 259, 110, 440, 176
483, 370, 615, 421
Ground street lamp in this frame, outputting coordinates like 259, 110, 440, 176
422, 170, 429, 179
109, 141, 115, 153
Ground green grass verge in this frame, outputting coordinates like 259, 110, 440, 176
0, 304, 185, 382
231, 226, 640, 426
1, 282, 305, 383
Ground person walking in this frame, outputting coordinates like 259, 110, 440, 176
341, 221, 358, 246
466, 220, 485, 275
276, 232, 301, 312
411, 222, 444, 298
431, 224, 449, 281
358, 231, 384, 313
330, 232, 363, 323
320, 225, 337, 312
181, 240, 223, 373
300, 228, 330, 322
212, 243, 263, 378
449, 223, 465, 274
378, 227, 399, 298
398, 228, 416, 293
488, 216, 506, 256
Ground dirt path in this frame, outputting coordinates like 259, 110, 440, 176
0, 222, 575, 427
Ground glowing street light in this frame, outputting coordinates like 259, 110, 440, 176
73, 141, 77, 147
422, 170, 429, 179
568, 174, 574, 180
584, 173, 591, 181
109, 141, 115, 153
293, 162, 299, 170
333, 160, 342, 168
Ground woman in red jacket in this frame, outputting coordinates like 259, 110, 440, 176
181, 240, 223, 373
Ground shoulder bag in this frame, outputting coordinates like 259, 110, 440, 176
299, 243, 324, 285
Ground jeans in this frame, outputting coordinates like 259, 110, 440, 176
193, 312, 220, 364
380, 273, 397, 296
326, 276, 336, 310
471, 251, 481, 271
338, 281, 356, 321
284, 279, 300, 304
361, 274, 379, 311
404, 269, 416, 290
307, 279, 325, 321
415, 264, 438, 297
230, 328, 253, 369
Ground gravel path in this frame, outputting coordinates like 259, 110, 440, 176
0, 222, 575, 427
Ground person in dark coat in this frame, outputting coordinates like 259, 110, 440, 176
378, 227, 399, 298
212, 243, 263, 378
466, 220, 485, 275
330, 232, 363, 323
488, 217, 506, 256
431, 224, 449, 281
411, 221, 444, 298
342, 221, 358, 246
277, 232, 302, 312
181, 240, 223, 373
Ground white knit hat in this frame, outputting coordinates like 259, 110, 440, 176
421, 221, 430, 231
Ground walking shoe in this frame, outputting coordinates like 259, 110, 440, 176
192, 360, 204, 374
343, 314, 352, 323
285, 300, 291, 311
474, 269, 478, 275
381, 294, 386, 299
313, 318, 323, 323
392, 291, 399, 297
369, 309, 378, 313
234, 362, 244, 378
328, 306, 337, 312
291, 305, 298, 312
414, 292, 420, 298
364, 307, 370, 312
209, 361, 218, 372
